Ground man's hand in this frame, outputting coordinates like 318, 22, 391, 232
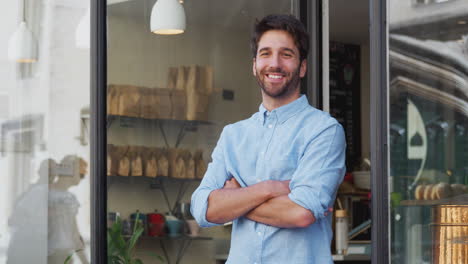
267, 180, 290, 197
223, 178, 290, 198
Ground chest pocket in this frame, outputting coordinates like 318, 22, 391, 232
268, 155, 298, 181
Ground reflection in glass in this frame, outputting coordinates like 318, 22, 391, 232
1, 0, 91, 263
389, 1, 468, 263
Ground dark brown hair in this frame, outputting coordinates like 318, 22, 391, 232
251, 14, 309, 62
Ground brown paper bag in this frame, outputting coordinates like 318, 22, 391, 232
118, 85, 141, 117
117, 146, 131, 176
129, 146, 143, 177
168, 148, 186, 179
141, 147, 157, 178
157, 148, 169, 177
194, 150, 206, 179
140, 87, 156, 119
182, 150, 195, 179
109, 145, 128, 176
167, 67, 178, 90
186, 65, 213, 94
175, 66, 189, 91
171, 90, 187, 120
185, 66, 213, 121
107, 85, 120, 115
153, 88, 172, 119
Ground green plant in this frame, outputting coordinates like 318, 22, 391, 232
107, 215, 164, 264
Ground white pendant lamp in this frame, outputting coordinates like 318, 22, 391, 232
150, 0, 186, 35
8, 0, 38, 63
75, 7, 90, 49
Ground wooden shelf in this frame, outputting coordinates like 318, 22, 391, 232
108, 175, 201, 184
400, 198, 468, 206
107, 114, 212, 126
108, 175, 201, 217
129, 235, 212, 241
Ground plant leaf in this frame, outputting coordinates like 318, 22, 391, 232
127, 225, 144, 253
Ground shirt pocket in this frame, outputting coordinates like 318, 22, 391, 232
268, 155, 297, 181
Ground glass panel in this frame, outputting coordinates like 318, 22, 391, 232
389, 1, 468, 263
0, 0, 91, 264
106, 0, 294, 263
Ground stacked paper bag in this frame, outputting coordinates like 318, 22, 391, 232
107, 145, 206, 179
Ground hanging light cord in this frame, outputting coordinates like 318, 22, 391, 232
22, 0, 26, 22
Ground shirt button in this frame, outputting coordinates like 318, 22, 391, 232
268, 124, 273, 129
257, 232, 262, 236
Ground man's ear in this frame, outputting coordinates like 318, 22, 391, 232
252, 58, 257, 76
299, 59, 307, 78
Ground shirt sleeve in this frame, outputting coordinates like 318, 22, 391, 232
190, 126, 231, 227
288, 122, 346, 220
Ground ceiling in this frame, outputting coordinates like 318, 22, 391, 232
108, 0, 370, 44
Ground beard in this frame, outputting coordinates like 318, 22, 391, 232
255, 65, 301, 98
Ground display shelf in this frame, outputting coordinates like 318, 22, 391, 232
108, 175, 201, 215
127, 235, 212, 264
400, 196, 468, 206
332, 254, 371, 261
107, 115, 211, 148
107, 114, 212, 126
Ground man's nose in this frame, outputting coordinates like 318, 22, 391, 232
268, 53, 281, 68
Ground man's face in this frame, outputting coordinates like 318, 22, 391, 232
253, 30, 306, 98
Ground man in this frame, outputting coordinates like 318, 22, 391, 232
191, 14, 346, 264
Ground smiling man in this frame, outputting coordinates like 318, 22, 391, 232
191, 14, 346, 264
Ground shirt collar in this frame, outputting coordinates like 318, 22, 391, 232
258, 95, 308, 124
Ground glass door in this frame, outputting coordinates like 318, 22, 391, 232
104, 1, 300, 263
388, 1, 468, 263
1, 0, 92, 263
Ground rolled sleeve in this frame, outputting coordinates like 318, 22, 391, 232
191, 127, 230, 228
288, 123, 346, 220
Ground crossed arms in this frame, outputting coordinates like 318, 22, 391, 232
191, 123, 345, 229
206, 178, 323, 228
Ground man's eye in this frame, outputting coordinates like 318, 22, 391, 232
260, 52, 269, 56
283, 53, 292, 57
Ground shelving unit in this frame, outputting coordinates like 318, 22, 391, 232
142, 235, 212, 264
107, 113, 213, 263
107, 115, 211, 148
124, 235, 212, 264
108, 175, 201, 215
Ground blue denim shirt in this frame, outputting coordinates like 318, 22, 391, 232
191, 95, 346, 264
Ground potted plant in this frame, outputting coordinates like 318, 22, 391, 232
107, 215, 165, 264
64, 214, 164, 264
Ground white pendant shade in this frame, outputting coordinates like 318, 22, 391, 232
150, 0, 186, 35
75, 7, 90, 49
8, 21, 38, 63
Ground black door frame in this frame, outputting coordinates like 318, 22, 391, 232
90, 0, 389, 263
369, 0, 389, 263
91, 0, 107, 263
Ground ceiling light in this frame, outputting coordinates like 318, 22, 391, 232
150, 0, 186, 35
8, 0, 38, 63
457, 20, 467, 25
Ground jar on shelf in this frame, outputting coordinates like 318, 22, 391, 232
335, 209, 349, 255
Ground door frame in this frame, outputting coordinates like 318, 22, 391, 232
91, 0, 107, 263
369, 0, 389, 263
